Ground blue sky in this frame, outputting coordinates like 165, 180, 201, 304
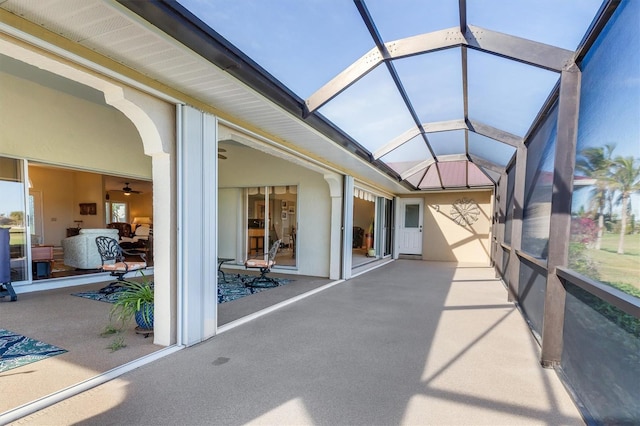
177, 0, 602, 97
0, 181, 26, 220
177, 0, 637, 214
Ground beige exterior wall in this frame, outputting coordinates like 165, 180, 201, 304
0, 70, 150, 179
420, 191, 493, 264
1, 66, 156, 247
218, 140, 332, 278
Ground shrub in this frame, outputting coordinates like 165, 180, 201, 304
568, 242, 600, 280
571, 216, 599, 247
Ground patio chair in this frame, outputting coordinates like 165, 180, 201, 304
95, 236, 147, 293
243, 239, 281, 288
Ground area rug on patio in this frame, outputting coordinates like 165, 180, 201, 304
0, 329, 67, 373
71, 286, 126, 303
71, 275, 292, 305
218, 274, 292, 304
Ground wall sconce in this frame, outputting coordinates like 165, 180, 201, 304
432, 204, 439, 212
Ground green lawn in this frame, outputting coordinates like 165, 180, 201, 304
2, 226, 26, 246
586, 233, 640, 292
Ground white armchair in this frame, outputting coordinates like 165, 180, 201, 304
61, 228, 119, 269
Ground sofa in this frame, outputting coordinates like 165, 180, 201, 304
61, 228, 119, 269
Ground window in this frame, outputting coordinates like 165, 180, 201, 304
108, 202, 128, 223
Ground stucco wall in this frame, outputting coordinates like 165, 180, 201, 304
421, 191, 492, 264
218, 142, 331, 278
0, 70, 151, 179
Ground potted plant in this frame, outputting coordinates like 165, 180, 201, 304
109, 274, 154, 334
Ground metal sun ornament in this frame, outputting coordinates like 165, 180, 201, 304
450, 198, 480, 226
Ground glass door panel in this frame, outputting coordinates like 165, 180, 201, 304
245, 186, 297, 267
352, 190, 376, 268
247, 189, 265, 258
0, 157, 28, 282
270, 186, 296, 267
384, 198, 394, 257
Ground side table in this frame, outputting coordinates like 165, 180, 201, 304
31, 245, 54, 279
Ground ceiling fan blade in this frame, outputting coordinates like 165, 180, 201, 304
218, 154, 227, 160
218, 148, 227, 153
121, 182, 142, 194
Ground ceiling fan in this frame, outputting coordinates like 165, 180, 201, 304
121, 182, 141, 195
218, 147, 227, 160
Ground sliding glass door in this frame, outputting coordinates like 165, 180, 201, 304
0, 157, 29, 282
245, 186, 297, 267
381, 197, 394, 257
247, 189, 266, 256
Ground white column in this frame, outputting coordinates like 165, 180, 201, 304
151, 152, 175, 346
178, 105, 218, 346
324, 174, 343, 280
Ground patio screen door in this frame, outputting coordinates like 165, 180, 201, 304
398, 198, 423, 255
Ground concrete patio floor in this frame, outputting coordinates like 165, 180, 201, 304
8, 260, 583, 425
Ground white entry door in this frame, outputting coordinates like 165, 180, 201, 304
398, 198, 423, 255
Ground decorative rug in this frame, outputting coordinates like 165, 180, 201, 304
0, 329, 67, 373
71, 275, 292, 305
218, 274, 292, 304
72, 286, 127, 303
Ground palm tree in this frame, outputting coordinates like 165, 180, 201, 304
610, 156, 640, 254
575, 144, 615, 249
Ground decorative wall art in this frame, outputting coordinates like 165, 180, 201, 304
79, 203, 97, 215
450, 198, 480, 226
